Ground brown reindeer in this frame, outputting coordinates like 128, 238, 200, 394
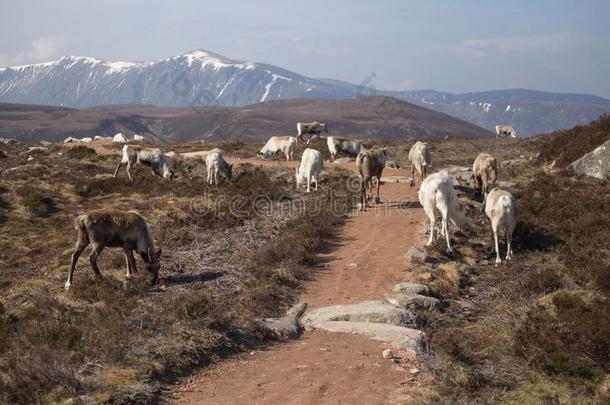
65, 209, 162, 290
356, 146, 387, 210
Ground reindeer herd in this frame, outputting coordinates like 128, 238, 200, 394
65, 121, 519, 290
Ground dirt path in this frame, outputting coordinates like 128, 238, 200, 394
166, 159, 427, 404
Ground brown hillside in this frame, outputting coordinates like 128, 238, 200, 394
0, 97, 492, 143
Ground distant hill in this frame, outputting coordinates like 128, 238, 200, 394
2, 49, 609, 136
0, 96, 492, 143
321, 80, 610, 136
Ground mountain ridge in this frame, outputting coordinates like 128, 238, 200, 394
2, 49, 609, 136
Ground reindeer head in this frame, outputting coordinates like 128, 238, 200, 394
142, 247, 162, 285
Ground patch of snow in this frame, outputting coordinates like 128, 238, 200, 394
505, 105, 511, 112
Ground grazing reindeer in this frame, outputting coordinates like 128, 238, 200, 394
295, 148, 323, 192
113, 145, 174, 180
258, 136, 297, 161
472, 153, 498, 204
65, 209, 162, 290
206, 149, 233, 185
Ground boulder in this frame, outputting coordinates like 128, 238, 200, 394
39, 140, 52, 146
94, 135, 110, 141
112, 133, 129, 143
568, 139, 610, 179
386, 294, 440, 311
404, 246, 433, 265
63, 137, 78, 143
133, 134, 145, 142
257, 302, 307, 338
1, 164, 49, 178
80, 137, 93, 143
302, 300, 420, 329
382, 349, 393, 359
392, 282, 430, 296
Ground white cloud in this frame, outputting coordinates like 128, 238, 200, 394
0, 36, 65, 66
457, 33, 591, 58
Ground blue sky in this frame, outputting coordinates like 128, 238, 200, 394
1, 0, 609, 97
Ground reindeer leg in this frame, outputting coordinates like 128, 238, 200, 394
410, 166, 416, 187
444, 217, 453, 252
66, 238, 88, 291
126, 162, 133, 181
492, 224, 501, 266
125, 248, 138, 275
113, 161, 124, 178
375, 176, 381, 204
88, 243, 104, 278
123, 247, 134, 277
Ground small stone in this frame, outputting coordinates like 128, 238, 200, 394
382, 349, 393, 359
392, 358, 400, 364
404, 246, 433, 265
410, 367, 420, 375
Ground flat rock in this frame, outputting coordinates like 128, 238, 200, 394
392, 282, 430, 296
386, 294, 440, 311
1, 163, 49, 178
380, 175, 412, 183
332, 157, 354, 164
568, 139, 610, 179
310, 320, 426, 355
302, 300, 420, 329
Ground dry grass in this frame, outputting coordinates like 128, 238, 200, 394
536, 114, 610, 168
405, 124, 610, 403
0, 141, 354, 404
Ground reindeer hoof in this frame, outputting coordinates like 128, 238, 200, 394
374, 197, 381, 204
64, 281, 72, 291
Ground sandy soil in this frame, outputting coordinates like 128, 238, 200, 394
166, 158, 427, 405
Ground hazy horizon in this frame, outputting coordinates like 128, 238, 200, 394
1, 0, 609, 97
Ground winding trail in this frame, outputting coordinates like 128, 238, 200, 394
166, 159, 427, 404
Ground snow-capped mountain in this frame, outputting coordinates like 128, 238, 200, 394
0, 50, 352, 108
2, 50, 610, 136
